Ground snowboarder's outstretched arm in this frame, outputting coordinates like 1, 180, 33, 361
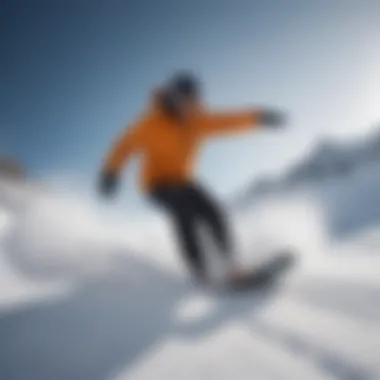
99, 120, 146, 197
200, 108, 286, 137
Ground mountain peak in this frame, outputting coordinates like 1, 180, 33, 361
235, 124, 380, 206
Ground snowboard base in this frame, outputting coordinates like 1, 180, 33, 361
226, 250, 296, 292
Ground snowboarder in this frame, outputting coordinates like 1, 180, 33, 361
98, 72, 287, 286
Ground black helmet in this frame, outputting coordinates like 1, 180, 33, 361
167, 71, 200, 99
160, 71, 201, 118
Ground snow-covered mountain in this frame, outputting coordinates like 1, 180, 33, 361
235, 124, 380, 204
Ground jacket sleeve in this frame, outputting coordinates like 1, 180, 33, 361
102, 120, 146, 175
199, 109, 262, 137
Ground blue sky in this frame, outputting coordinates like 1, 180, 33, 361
1, 0, 379, 211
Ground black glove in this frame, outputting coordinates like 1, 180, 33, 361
259, 109, 287, 129
99, 171, 118, 198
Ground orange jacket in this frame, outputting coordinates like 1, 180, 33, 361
102, 95, 262, 192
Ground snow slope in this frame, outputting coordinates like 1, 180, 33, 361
0, 174, 379, 380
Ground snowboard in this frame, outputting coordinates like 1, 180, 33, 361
227, 250, 296, 292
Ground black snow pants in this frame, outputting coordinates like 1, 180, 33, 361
150, 183, 232, 280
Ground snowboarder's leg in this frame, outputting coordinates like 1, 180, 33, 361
150, 185, 207, 284
188, 184, 251, 283
186, 185, 242, 279
172, 212, 207, 283
188, 184, 232, 257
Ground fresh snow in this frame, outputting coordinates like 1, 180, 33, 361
0, 151, 379, 380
